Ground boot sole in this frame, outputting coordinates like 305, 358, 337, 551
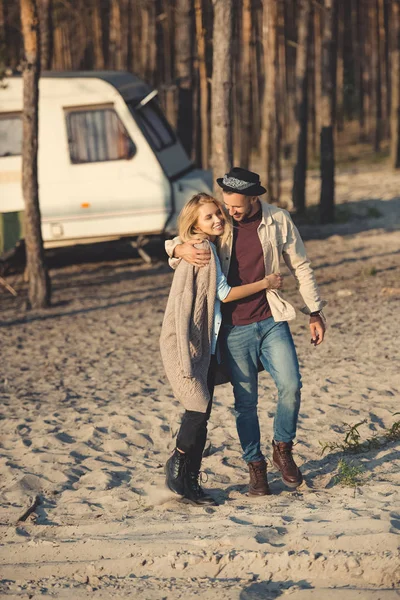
273, 460, 303, 489
181, 497, 219, 507
249, 490, 271, 496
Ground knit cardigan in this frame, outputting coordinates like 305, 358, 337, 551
160, 241, 217, 413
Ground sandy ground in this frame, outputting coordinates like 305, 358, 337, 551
1, 164, 400, 599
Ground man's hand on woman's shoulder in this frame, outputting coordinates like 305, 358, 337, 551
174, 240, 211, 267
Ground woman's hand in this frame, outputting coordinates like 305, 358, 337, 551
264, 273, 283, 290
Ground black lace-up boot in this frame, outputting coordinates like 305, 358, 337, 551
165, 448, 188, 496
183, 468, 219, 506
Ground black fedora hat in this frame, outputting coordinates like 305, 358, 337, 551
216, 167, 266, 196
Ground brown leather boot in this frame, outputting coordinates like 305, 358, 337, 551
272, 440, 303, 488
248, 459, 271, 496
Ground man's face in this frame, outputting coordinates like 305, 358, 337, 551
222, 192, 258, 222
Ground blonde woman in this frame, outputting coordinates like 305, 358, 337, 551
160, 193, 283, 506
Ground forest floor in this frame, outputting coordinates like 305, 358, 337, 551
0, 161, 400, 599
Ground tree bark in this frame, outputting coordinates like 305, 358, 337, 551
141, 0, 156, 86
292, 0, 311, 214
38, 0, 52, 70
91, 0, 105, 69
175, 0, 193, 156
20, 0, 51, 309
319, 0, 336, 224
195, 0, 208, 168
0, 0, 6, 72
336, 0, 344, 131
390, 0, 400, 169
261, 0, 280, 203
239, 0, 252, 168
211, 0, 233, 189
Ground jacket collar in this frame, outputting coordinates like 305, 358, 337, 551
260, 200, 274, 226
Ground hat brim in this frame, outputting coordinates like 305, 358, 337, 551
216, 178, 266, 196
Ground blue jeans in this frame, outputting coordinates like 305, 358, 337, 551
220, 317, 302, 463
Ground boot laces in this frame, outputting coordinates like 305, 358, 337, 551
172, 450, 189, 477
279, 446, 295, 468
251, 463, 266, 481
188, 470, 207, 492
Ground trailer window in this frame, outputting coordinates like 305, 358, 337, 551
128, 100, 176, 152
0, 114, 23, 157
65, 107, 136, 164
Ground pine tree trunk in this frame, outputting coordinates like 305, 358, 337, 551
211, 0, 233, 188
240, 0, 252, 168
195, 0, 208, 168
109, 0, 123, 69
390, 0, 400, 169
175, 0, 193, 156
319, 0, 336, 224
370, 0, 381, 152
308, 5, 317, 158
336, 0, 344, 131
37, 0, 52, 70
292, 0, 311, 214
250, 1, 262, 151
141, 0, 156, 86
92, 0, 105, 69
314, 5, 322, 151
0, 0, 6, 71
20, 0, 51, 309
261, 0, 280, 203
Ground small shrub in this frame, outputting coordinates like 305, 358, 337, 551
334, 459, 364, 487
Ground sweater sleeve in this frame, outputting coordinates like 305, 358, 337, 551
165, 236, 183, 270
210, 243, 231, 301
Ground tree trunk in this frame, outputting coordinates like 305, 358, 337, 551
91, 0, 105, 69
195, 0, 208, 168
109, 0, 123, 69
390, 0, 400, 169
38, 0, 52, 70
211, 0, 233, 189
292, 0, 311, 214
239, 0, 252, 168
336, 0, 344, 131
0, 0, 6, 72
261, 0, 280, 203
175, 0, 193, 156
141, 0, 156, 86
314, 4, 322, 152
370, 0, 381, 152
319, 0, 336, 224
20, 0, 51, 309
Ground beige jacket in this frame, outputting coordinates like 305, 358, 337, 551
165, 201, 326, 322
160, 241, 217, 413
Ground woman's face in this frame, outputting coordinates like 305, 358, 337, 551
195, 202, 225, 238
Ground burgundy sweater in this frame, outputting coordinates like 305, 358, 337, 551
222, 208, 272, 326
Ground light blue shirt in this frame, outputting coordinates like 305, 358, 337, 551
210, 243, 231, 355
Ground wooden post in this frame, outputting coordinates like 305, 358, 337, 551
20, 0, 51, 308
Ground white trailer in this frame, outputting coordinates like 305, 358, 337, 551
0, 71, 212, 259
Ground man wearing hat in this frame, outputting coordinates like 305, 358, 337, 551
165, 167, 326, 496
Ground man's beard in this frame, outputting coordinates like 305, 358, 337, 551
233, 202, 257, 221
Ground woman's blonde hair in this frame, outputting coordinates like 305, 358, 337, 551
178, 193, 232, 244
